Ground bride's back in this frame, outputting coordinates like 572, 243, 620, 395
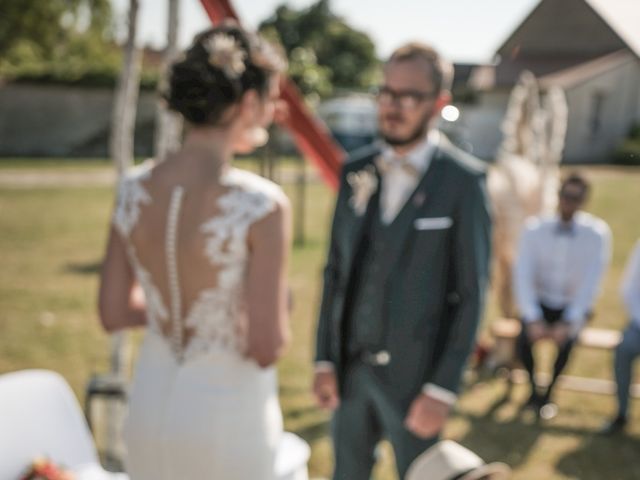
99, 22, 292, 479
100, 21, 290, 369
113, 155, 285, 362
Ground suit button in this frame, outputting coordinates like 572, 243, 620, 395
363, 350, 390, 366
375, 351, 391, 365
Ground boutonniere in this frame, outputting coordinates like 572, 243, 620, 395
347, 165, 378, 216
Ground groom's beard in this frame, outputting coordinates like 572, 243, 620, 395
380, 108, 434, 147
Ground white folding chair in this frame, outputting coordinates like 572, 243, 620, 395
0, 369, 128, 480
0, 369, 310, 480
275, 431, 311, 480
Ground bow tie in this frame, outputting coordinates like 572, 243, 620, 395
374, 155, 420, 178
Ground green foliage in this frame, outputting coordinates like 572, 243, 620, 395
627, 122, 640, 140
612, 123, 640, 166
0, 0, 113, 51
0, 0, 135, 87
612, 140, 640, 166
259, 0, 379, 100
286, 46, 333, 103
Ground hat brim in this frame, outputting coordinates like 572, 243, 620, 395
460, 462, 512, 480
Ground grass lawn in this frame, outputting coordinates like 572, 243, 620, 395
0, 155, 304, 173
1, 160, 639, 479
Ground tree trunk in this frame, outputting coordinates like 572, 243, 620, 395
109, 0, 141, 376
109, 0, 141, 379
110, 0, 141, 176
106, 0, 141, 466
154, 0, 183, 161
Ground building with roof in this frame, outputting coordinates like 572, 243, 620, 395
459, 0, 640, 163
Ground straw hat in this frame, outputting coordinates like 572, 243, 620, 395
406, 440, 512, 480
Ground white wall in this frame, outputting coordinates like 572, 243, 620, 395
454, 91, 509, 161
454, 58, 640, 164
563, 58, 640, 163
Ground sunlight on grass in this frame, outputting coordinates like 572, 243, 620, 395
1, 162, 639, 479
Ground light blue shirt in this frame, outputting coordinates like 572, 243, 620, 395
622, 240, 640, 329
514, 211, 612, 335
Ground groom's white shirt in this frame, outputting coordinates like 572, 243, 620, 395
316, 130, 457, 406
378, 129, 438, 224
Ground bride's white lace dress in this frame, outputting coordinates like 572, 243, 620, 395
113, 162, 284, 479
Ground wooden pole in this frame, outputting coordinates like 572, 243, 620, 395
294, 156, 306, 246
154, 0, 183, 161
110, 0, 141, 176
106, 0, 141, 467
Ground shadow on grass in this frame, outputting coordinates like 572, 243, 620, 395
555, 431, 640, 480
455, 384, 640, 479
296, 417, 331, 444
63, 261, 102, 275
454, 392, 544, 470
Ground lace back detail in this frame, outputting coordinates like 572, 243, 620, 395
180, 170, 279, 362
111, 163, 170, 335
166, 186, 185, 360
113, 162, 153, 238
114, 166, 281, 364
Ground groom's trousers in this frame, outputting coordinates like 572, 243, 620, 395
331, 360, 438, 480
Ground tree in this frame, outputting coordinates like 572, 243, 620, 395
259, 0, 379, 100
110, 0, 141, 176
0, 0, 120, 84
0, 0, 106, 55
154, 0, 183, 160
106, 2, 141, 463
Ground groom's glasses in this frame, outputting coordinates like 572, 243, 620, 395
376, 85, 438, 110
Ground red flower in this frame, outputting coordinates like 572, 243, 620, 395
20, 458, 74, 480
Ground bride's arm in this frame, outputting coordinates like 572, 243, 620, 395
246, 194, 292, 368
98, 226, 147, 332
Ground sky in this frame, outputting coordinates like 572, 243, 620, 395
110, 0, 540, 63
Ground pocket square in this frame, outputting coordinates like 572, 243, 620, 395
414, 217, 453, 230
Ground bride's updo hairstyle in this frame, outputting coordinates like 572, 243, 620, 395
166, 20, 286, 126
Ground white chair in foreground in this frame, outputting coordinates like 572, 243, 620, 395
0, 369, 310, 480
0, 369, 128, 480
276, 431, 311, 480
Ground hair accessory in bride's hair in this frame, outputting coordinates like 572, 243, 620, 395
204, 33, 247, 79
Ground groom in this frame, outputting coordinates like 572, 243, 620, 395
313, 42, 492, 479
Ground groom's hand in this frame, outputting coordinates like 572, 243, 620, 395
312, 371, 340, 410
404, 393, 451, 439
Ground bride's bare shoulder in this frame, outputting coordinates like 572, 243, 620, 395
223, 168, 289, 209
119, 158, 157, 182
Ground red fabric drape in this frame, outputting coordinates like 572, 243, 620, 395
199, 0, 344, 189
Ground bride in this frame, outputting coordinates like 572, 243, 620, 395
98, 21, 291, 479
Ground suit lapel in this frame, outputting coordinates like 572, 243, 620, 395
380, 149, 447, 277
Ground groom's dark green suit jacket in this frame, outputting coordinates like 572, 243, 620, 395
315, 135, 492, 409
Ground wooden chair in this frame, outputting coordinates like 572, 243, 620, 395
489, 318, 640, 397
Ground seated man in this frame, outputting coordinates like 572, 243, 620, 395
513, 172, 611, 415
601, 239, 640, 434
